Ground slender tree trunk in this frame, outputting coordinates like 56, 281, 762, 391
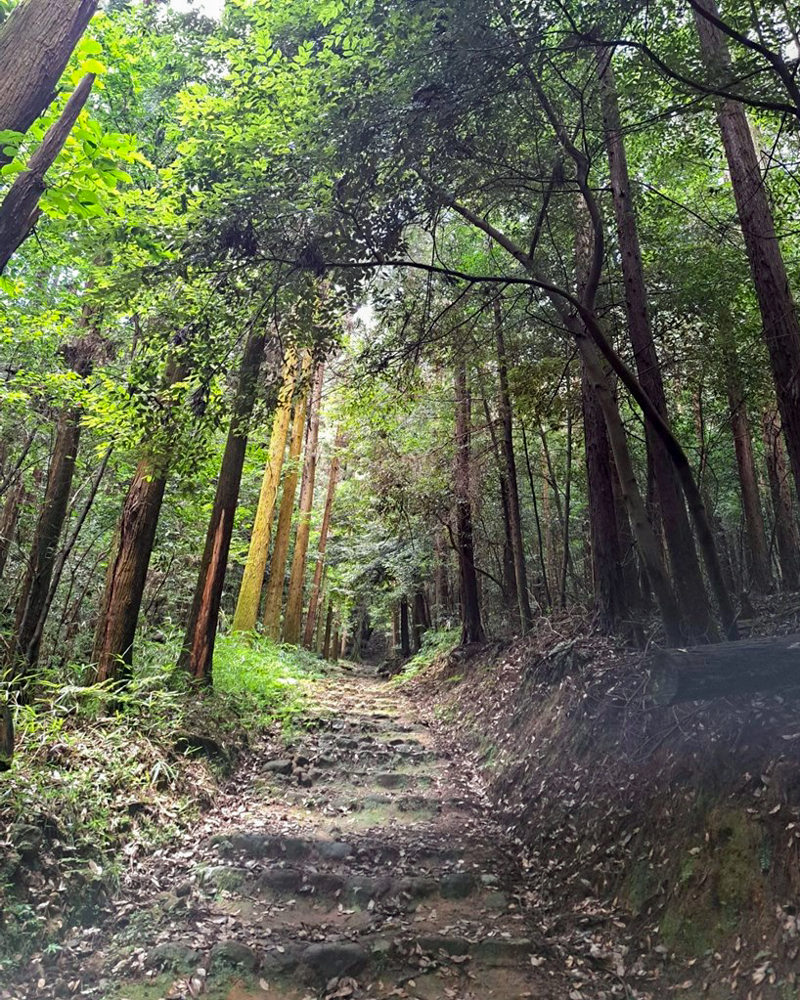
180, 327, 267, 682
694, 0, 800, 502
26, 446, 110, 669
283, 363, 324, 644
7, 407, 81, 679
521, 423, 551, 608
0, 481, 24, 580
494, 299, 535, 629
413, 590, 427, 650
400, 596, 412, 657
0, 73, 94, 274
329, 618, 340, 663
762, 407, 800, 589
482, 393, 518, 619
454, 362, 486, 644
560, 406, 572, 608
719, 328, 771, 592
90, 460, 168, 682
581, 359, 627, 631
599, 50, 713, 638
262, 383, 309, 639
0, 0, 97, 138
322, 602, 334, 660
232, 350, 296, 632
302, 428, 343, 647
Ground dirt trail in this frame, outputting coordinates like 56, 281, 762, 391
20, 663, 560, 1000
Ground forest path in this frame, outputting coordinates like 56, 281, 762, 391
90, 661, 556, 1000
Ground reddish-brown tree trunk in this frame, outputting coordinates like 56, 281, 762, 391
454, 361, 486, 644
0, 0, 97, 138
91, 460, 167, 682
399, 596, 412, 657
762, 407, 800, 590
180, 328, 267, 683
0, 73, 94, 273
599, 51, 713, 638
0, 480, 24, 579
694, 0, 800, 504
7, 408, 81, 679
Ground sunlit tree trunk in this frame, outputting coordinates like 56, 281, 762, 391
180, 327, 267, 682
762, 407, 800, 590
0, 0, 97, 138
454, 361, 486, 644
262, 378, 309, 639
302, 428, 343, 648
232, 350, 296, 632
694, 0, 800, 502
283, 363, 324, 644
599, 50, 713, 637
0, 480, 24, 579
0, 73, 94, 273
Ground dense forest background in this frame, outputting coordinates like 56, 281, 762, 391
0, 0, 799, 724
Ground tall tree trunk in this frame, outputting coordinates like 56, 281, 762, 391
521, 423, 552, 608
599, 50, 713, 638
302, 428, 343, 648
262, 384, 309, 639
694, 0, 800, 502
718, 326, 771, 592
494, 299, 534, 629
482, 393, 518, 619
0, 73, 94, 274
581, 359, 627, 631
413, 591, 428, 649
90, 460, 167, 682
0, 0, 97, 138
0, 480, 24, 579
329, 618, 340, 663
399, 595, 412, 657
7, 407, 81, 680
232, 350, 296, 632
180, 328, 267, 682
575, 196, 683, 645
762, 407, 800, 590
454, 362, 486, 644
283, 363, 324, 644
560, 406, 572, 608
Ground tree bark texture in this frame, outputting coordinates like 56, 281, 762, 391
0, 480, 24, 580
180, 328, 267, 682
0, 73, 94, 273
762, 406, 800, 590
283, 363, 324, 644
454, 362, 486, 644
232, 350, 296, 632
0, 0, 97, 138
302, 428, 343, 648
694, 0, 800, 503
262, 383, 309, 639
90, 460, 167, 682
599, 51, 713, 638
399, 596, 412, 657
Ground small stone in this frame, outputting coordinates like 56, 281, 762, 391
10, 823, 43, 860
473, 937, 532, 967
259, 868, 302, 893
210, 939, 260, 971
480, 873, 501, 887
202, 865, 249, 890
375, 772, 407, 789
294, 753, 310, 767
296, 771, 313, 788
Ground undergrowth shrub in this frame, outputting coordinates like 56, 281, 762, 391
394, 627, 459, 684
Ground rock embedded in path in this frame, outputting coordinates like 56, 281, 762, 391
301, 941, 368, 982
439, 871, 477, 899
146, 941, 201, 972
375, 771, 408, 789
210, 939, 260, 971
264, 758, 294, 775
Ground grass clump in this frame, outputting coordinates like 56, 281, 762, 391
393, 628, 460, 685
